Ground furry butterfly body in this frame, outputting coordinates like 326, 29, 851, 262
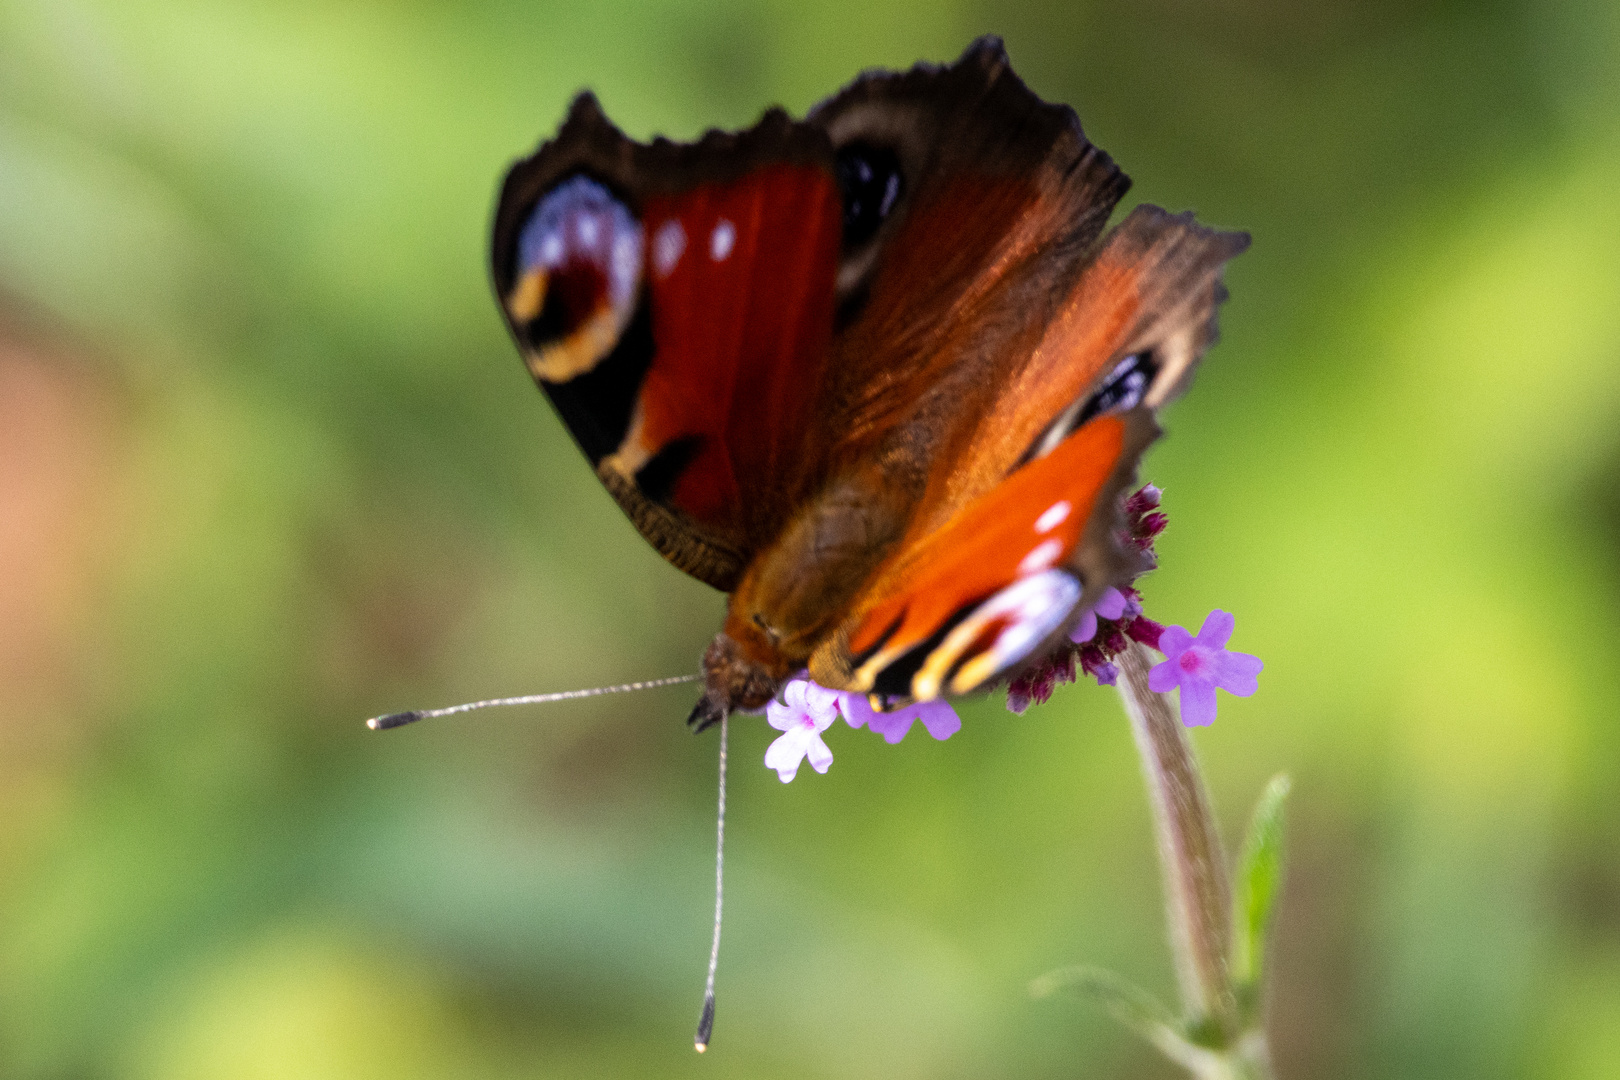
490, 38, 1247, 728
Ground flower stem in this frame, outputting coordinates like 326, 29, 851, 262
1116, 641, 1275, 1078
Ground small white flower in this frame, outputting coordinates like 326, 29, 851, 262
763, 679, 839, 782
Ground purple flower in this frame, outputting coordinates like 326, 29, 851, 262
1088, 660, 1120, 687
764, 679, 840, 782
840, 692, 961, 744
1069, 586, 1129, 645
1147, 610, 1263, 728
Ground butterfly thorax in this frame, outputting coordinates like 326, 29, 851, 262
694, 461, 919, 721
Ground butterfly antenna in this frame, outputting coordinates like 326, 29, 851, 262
694, 713, 727, 1052
365, 673, 703, 730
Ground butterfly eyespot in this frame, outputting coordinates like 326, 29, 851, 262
509, 175, 644, 383
1018, 352, 1163, 466
1076, 351, 1159, 427
834, 142, 903, 247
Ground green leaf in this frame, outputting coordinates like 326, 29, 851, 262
1031, 965, 1175, 1032
1231, 774, 1292, 1002
1031, 966, 1228, 1076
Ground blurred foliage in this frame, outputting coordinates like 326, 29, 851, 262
1, 0, 1618, 1077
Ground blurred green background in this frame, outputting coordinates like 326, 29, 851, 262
2, 0, 1618, 1077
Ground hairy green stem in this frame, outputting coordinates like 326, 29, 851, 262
1116, 641, 1275, 1079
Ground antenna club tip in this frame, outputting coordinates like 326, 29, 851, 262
694, 993, 715, 1051
368, 711, 422, 731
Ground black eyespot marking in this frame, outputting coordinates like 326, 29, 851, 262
521, 262, 607, 351
542, 302, 655, 464
1074, 351, 1159, 429
835, 142, 903, 247
1014, 351, 1161, 470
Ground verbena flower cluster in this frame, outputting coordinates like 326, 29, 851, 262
763, 485, 1261, 781
1006, 484, 1169, 711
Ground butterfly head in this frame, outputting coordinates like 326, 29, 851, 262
686, 622, 799, 732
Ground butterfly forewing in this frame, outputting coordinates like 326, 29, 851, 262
492, 99, 842, 589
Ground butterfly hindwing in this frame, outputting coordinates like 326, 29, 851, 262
616, 165, 841, 543
821, 410, 1157, 699
810, 209, 1249, 701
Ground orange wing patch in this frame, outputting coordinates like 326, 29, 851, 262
841, 415, 1131, 699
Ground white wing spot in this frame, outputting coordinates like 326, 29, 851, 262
578, 215, 600, 246
710, 219, 736, 261
1034, 500, 1072, 534
653, 220, 686, 278
1018, 538, 1064, 576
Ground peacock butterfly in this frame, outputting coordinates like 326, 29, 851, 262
489, 37, 1247, 732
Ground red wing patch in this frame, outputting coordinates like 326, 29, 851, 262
608, 165, 842, 543
844, 414, 1132, 699
492, 100, 843, 589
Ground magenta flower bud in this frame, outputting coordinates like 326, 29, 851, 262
1126, 616, 1164, 649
